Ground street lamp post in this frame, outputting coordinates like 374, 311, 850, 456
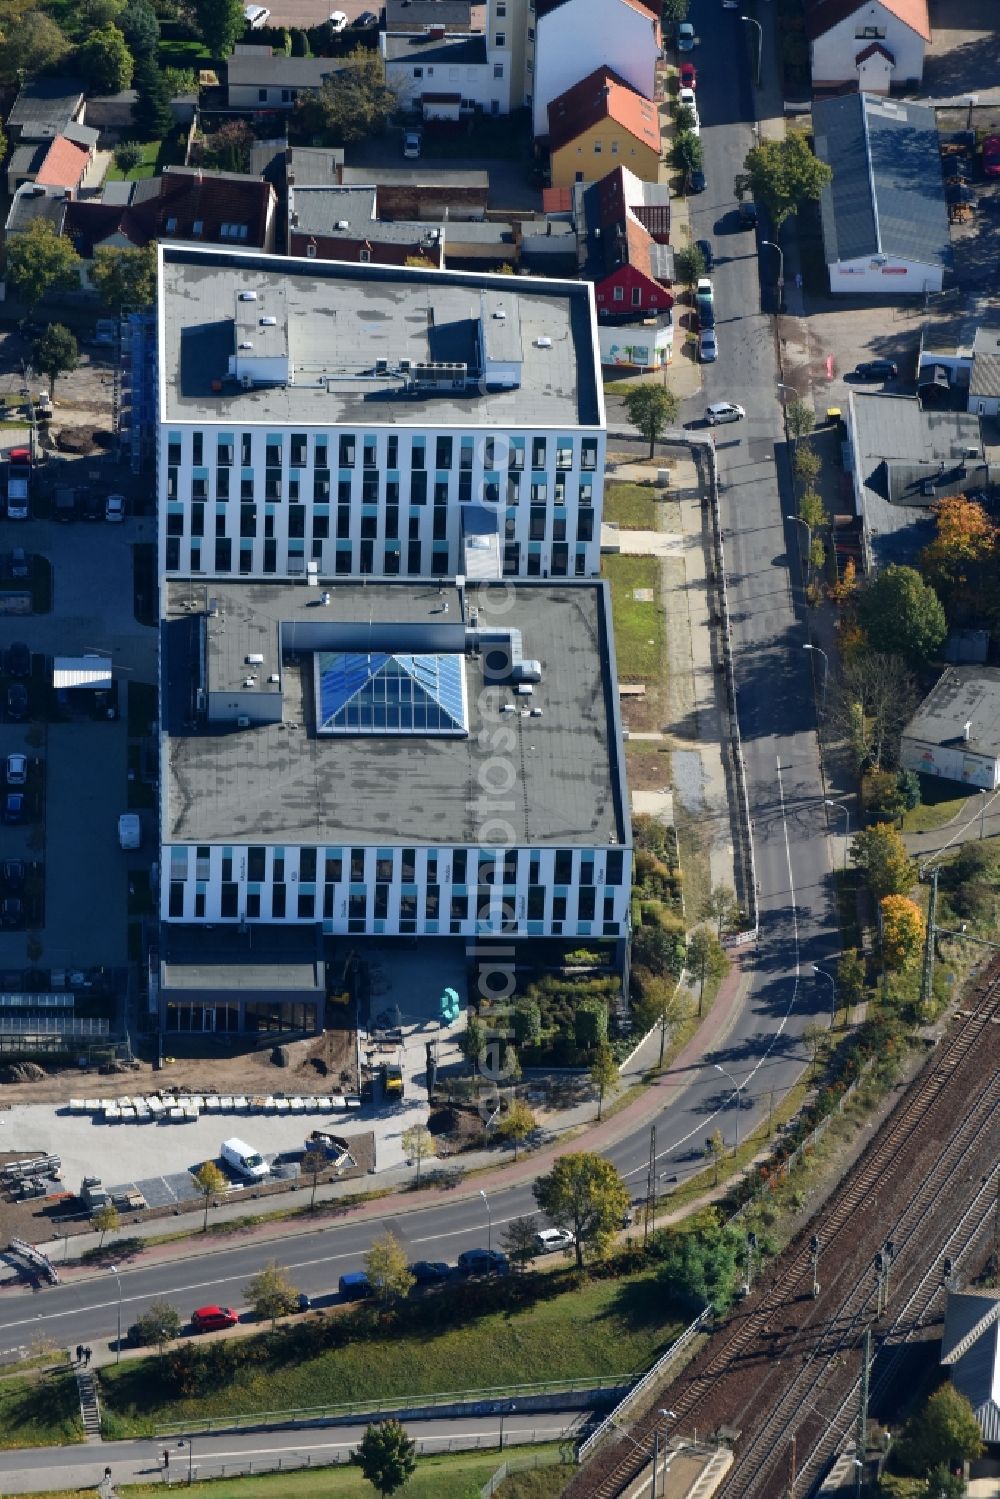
109, 1264, 123, 1366
740, 15, 762, 87
713, 1062, 743, 1157
824, 799, 850, 871
803, 642, 829, 713
179, 1437, 195, 1486
760, 238, 784, 291
785, 512, 812, 581
813, 965, 837, 1028
480, 1188, 492, 1258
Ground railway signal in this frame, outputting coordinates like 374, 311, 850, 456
810, 1234, 821, 1299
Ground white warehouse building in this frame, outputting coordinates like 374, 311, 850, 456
160, 576, 631, 985
156, 246, 606, 582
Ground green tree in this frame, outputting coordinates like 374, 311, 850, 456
194, 1160, 226, 1231
502, 1214, 539, 1273
81, 0, 125, 26
92, 244, 157, 310
77, 24, 134, 91
897, 1385, 983, 1477
129, 1298, 181, 1350
302, 1145, 327, 1212
655, 1218, 743, 1313
674, 243, 706, 286
737, 130, 832, 230
6, 220, 81, 313
513, 999, 541, 1048
801, 1019, 826, 1073
132, 54, 174, 138
194, 0, 245, 56
120, 0, 159, 55
686, 927, 729, 1016
623, 384, 680, 458
897, 769, 921, 812
34, 324, 78, 396
290, 26, 309, 54
575, 995, 608, 1050
633, 922, 687, 977
459, 1013, 487, 1071
671, 129, 703, 180
501, 1042, 522, 1087
786, 397, 815, 438
163, 65, 198, 95
0, 12, 70, 83
857, 565, 947, 666
91, 1201, 120, 1247
590, 1041, 619, 1122
296, 48, 397, 145
662, 0, 688, 21
533, 1152, 630, 1268
837, 949, 866, 1021
113, 139, 144, 175
701, 884, 739, 939
635, 971, 692, 1062
799, 488, 828, 532
674, 103, 697, 135
498, 1098, 537, 1160
353, 1420, 417, 1498
245, 1260, 300, 1329
365, 1230, 415, 1305
925, 1466, 966, 1499
849, 823, 913, 900
205, 117, 253, 172
401, 1123, 434, 1183
793, 442, 821, 486
704, 1128, 725, 1185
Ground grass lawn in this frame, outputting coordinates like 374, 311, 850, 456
5, 1448, 569, 1499
0, 1373, 82, 1449
602, 554, 663, 681
604, 482, 658, 530
100, 1269, 680, 1436
106, 133, 187, 182
900, 777, 971, 834
157, 37, 212, 69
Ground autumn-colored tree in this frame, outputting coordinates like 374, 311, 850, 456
880, 895, 925, 971
920, 494, 997, 617
831, 556, 858, 605
850, 823, 913, 900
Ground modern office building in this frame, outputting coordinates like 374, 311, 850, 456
156, 245, 606, 582
159, 575, 631, 977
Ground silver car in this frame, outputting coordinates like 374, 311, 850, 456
699, 328, 718, 363
705, 402, 745, 425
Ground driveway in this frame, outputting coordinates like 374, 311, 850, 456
923, 0, 1000, 97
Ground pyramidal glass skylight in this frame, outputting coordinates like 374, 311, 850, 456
316, 652, 468, 736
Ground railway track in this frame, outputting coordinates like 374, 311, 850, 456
565, 958, 1000, 1499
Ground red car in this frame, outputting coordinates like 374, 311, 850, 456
679, 61, 697, 89
983, 136, 1000, 178
191, 1305, 239, 1333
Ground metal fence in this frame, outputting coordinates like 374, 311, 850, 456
479, 1449, 565, 1498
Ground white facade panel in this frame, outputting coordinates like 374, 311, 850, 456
161, 841, 632, 940
828, 254, 943, 295
385, 46, 512, 115
159, 423, 605, 579
810, 2, 925, 89
900, 738, 999, 792
532, 0, 659, 137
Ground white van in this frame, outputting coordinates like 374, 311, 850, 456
221, 1138, 270, 1180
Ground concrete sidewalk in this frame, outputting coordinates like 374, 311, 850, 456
3, 960, 752, 1288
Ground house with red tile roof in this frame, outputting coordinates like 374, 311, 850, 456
34, 135, 92, 194
548, 68, 660, 188
806, 0, 929, 91
575, 165, 673, 321
532, 0, 659, 137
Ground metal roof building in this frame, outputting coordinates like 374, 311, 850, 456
941, 1289, 1000, 1445
900, 666, 1000, 792
813, 92, 951, 294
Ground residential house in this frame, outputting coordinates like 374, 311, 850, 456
806, 0, 929, 93
4, 184, 70, 245
575, 165, 673, 323
532, 0, 659, 138
813, 93, 950, 293
381, 31, 512, 116
226, 45, 344, 110
968, 328, 1000, 419
917, 322, 1000, 418
85, 88, 197, 133
287, 184, 445, 266
939, 1287, 1000, 1441
6, 76, 86, 143
547, 68, 660, 188
34, 136, 94, 195
900, 670, 1000, 791
7, 123, 100, 197
287, 147, 490, 219
847, 392, 994, 572
385, 0, 473, 29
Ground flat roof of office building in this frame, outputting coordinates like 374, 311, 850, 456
157, 244, 602, 429
161, 577, 628, 848
902, 666, 1000, 760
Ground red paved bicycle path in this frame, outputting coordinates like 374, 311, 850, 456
36, 957, 751, 1288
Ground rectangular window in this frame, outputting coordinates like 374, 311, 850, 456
290, 433, 307, 467
578, 886, 596, 921
613, 285, 625, 301
216, 468, 230, 499
215, 538, 232, 571
411, 437, 426, 470
606, 850, 624, 884
351, 848, 365, 882
531, 437, 546, 469
493, 62, 503, 77
272, 883, 286, 919
581, 437, 598, 471
339, 435, 356, 468
241, 433, 253, 466
436, 435, 453, 469
167, 432, 182, 465
453, 849, 467, 883
363, 436, 377, 470
265, 436, 282, 468
326, 851, 343, 882
632, 286, 642, 307
554, 849, 573, 884
411, 471, 427, 505
387, 435, 398, 468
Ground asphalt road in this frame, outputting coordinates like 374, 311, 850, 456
0, 1413, 581, 1493
0, 0, 835, 1361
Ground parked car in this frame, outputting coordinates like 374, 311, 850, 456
6, 684, 28, 721
535, 1228, 575, 1253
3, 793, 24, 824
402, 128, 423, 159
679, 61, 696, 89
705, 401, 745, 425
982, 136, 1000, 178
853, 359, 898, 381
328, 9, 348, 28
105, 494, 126, 523
695, 277, 715, 329
738, 199, 758, 227
688, 168, 706, 193
7, 641, 30, 677
297, 1292, 312, 1311
457, 1248, 509, 1276
3, 860, 26, 890
676, 21, 694, 50
9, 548, 29, 579
410, 1260, 450, 1284
82, 492, 103, 522
339, 1272, 373, 1300
191, 1305, 239, 1333
0, 898, 24, 929
5, 754, 27, 787
696, 238, 713, 271
700, 323, 722, 359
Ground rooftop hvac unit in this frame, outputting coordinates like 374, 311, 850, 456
239, 291, 258, 302
237, 715, 250, 728
375, 358, 389, 374
238, 341, 254, 349
260, 316, 277, 327
246, 653, 265, 665
493, 308, 507, 320
268, 673, 280, 683
336, 219, 349, 230
243, 676, 256, 688
535, 336, 552, 349
399, 358, 412, 373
